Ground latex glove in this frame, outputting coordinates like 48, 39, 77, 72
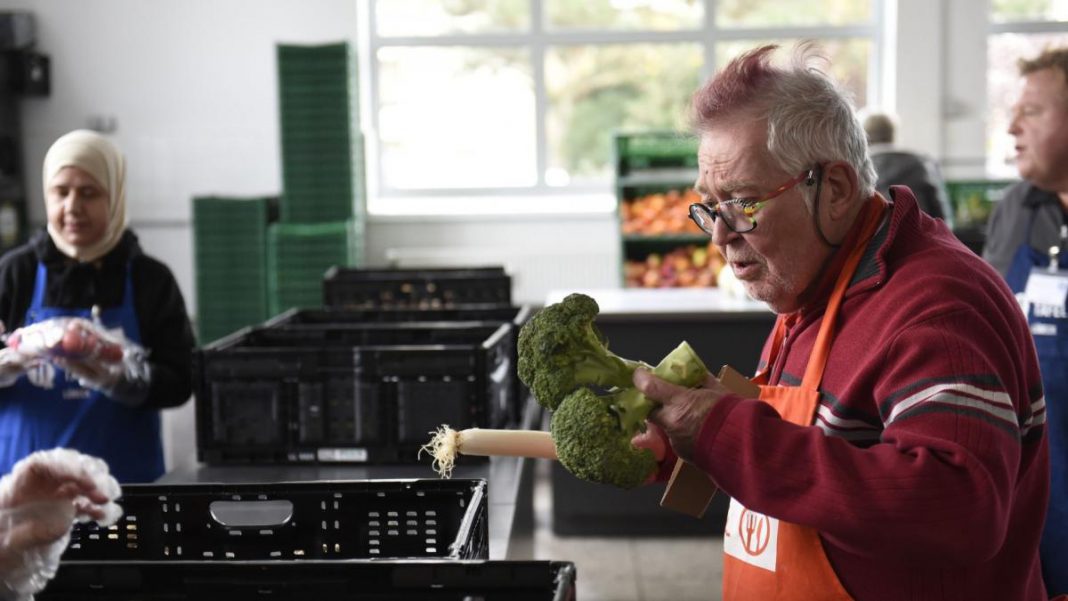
52, 357, 121, 395
53, 353, 150, 407
0, 350, 32, 389
0, 449, 122, 600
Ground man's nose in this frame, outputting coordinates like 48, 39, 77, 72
710, 216, 739, 247
1007, 111, 1022, 136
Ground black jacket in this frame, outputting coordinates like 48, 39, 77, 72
870, 149, 954, 226
0, 228, 195, 409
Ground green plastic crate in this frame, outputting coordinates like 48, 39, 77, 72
614, 130, 699, 177
946, 180, 1015, 229
192, 196, 277, 343
276, 42, 364, 224
266, 220, 361, 316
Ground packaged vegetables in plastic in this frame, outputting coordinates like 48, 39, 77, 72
0, 311, 150, 402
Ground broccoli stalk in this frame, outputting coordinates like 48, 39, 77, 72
609, 340, 710, 436
517, 293, 646, 410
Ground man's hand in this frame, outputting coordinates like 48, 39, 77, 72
633, 368, 734, 463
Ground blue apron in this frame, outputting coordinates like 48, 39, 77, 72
1005, 210, 1068, 596
0, 262, 164, 483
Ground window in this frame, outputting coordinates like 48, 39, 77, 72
987, 0, 1068, 176
361, 0, 882, 214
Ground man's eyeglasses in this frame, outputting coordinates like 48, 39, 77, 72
688, 167, 819, 235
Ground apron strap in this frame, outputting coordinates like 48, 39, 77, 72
802, 199, 886, 389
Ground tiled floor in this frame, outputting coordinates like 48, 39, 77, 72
528, 462, 724, 601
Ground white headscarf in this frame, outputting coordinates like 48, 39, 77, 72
42, 130, 128, 263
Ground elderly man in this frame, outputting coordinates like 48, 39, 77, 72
983, 46, 1068, 598
634, 44, 1049, 600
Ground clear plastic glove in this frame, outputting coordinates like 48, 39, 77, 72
0, 350, 33, 389
7, 317, 150, 406
52, 354, 151, 407
0, 448, 122, 600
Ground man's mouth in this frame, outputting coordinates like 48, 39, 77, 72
730, 259, 760, 280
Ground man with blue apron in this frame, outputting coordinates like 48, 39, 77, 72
1006, 219, 1068, 597
0, 262, 165, 483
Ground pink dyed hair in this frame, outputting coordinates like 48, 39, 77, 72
691, 44, 780, 129
690, 43, 877, 198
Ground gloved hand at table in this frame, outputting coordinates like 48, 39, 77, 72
0, 448, 122, 600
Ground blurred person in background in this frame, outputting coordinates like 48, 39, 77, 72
634, 43, 1050, 600
983, 45, 1068, 598
0, 130, 195, 483
863, 112, 954, 226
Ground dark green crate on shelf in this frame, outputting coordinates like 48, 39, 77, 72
267, 220, 360, 317
614, 130, 699, 176
192, 196, 277, 343
946, 180, 1015, 230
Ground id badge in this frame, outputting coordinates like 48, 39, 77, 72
1023, 268, 1068, 334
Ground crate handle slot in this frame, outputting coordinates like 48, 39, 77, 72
208, 500, 294, 528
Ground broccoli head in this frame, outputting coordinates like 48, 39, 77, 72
551, 387, 657, 489
518, 293, 642, 410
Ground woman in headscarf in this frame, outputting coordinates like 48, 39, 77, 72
0, 129, 195, 483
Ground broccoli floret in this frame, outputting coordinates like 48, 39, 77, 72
551, 387, 657, 489
518, 293, 642, 410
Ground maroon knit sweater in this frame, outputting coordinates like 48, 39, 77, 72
694, 190, 1049, 600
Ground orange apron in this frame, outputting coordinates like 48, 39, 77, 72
722, 198, 885, 601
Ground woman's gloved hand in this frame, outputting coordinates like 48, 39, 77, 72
0, 448, 122, 600
53, 354, 151, 407
0, 350, 33, 388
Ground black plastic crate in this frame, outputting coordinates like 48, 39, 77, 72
41, 560, 576, 600
268, 306, 533, 425
193, 321, 514, 465
323, 266, 512, 309
63, 480, 487, 562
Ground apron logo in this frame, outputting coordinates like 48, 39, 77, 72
725, 499, 779, 572
26, 362, 55, 390
739, 509, 772, 556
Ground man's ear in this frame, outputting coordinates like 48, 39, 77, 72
822, 161, 860, 222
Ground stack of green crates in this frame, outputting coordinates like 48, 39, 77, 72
274, 42, 366, 315
277, 42, 365, 224
192, 196, 275, 343
267, 220, 359, 316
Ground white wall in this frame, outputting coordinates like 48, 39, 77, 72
0, 0, 998, 471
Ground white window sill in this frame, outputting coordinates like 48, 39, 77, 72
366, 192, 618, 222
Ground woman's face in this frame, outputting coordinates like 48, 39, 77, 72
46, 166, 110, 248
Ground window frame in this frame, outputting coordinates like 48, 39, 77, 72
358, 0, 884, 216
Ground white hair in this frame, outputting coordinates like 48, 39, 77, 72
760, 46, 877, 204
